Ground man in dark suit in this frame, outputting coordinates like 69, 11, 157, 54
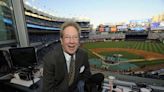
42, 21, 91, 92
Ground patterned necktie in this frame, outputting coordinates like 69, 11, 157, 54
68, 55, 75, 86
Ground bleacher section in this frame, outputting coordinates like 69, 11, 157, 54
147, 32, 164, 42
147, 32, 160, 40
24, 4, 91, 45
89, 33, 125, 40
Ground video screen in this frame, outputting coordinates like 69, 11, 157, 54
9, 47, 37, 69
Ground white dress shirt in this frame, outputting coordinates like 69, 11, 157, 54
63, 52, 75, 72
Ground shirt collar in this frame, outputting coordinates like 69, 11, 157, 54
63, 52, 75, 61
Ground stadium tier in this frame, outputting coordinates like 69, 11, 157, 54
24, 4, 92, 44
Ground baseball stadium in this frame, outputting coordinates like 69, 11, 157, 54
0, 0, 164, 91
83, 40, 164, 74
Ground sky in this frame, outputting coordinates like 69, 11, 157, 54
24, 0, 164, 27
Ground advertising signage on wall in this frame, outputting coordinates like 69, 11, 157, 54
151, 22, 164, 30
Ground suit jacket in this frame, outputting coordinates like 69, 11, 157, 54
42, 43, 91, 92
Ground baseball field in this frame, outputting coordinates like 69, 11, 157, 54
82, 40, 164, 72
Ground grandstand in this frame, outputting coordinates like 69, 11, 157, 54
89, 33, 125, 41
24, 4, 92, 45
159, 33, 164, 43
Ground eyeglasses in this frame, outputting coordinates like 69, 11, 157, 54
63, 36, 79, 40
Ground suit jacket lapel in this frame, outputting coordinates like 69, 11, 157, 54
75, 49, 82, 77
58, 44, 68, 72
57, 45, 69, 84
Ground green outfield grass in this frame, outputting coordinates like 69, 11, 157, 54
83, 41, 164, 71
83, 41, 164, 54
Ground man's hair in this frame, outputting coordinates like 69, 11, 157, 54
60, 21, 80, 38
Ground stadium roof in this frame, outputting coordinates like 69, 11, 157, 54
24, 3, 90, 22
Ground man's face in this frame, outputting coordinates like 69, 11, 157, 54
60, 26, 80, 55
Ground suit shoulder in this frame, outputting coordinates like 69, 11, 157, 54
78, 48, 88, 55
44, 44, 62, 57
